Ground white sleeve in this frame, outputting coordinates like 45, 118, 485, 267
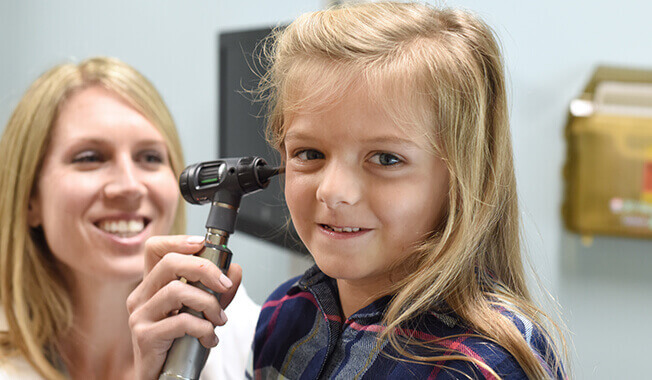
0, 308, 45, 379
0, 357, 45, 380
200, 285, 261, 380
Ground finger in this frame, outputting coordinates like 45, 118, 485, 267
129, 253, 232, 311
144, 234, 206, 274
134, 312, 219, 353
140, 279, 228, 327
218, 263, 243, 310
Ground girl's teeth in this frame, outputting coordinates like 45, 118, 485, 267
99, 219, 145, 237
325, 225, 360, 233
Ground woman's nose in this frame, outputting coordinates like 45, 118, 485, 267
316, 162, 362, 209
103, 157, 147, 205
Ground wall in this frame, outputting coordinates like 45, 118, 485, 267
1, 1, 651, 378
442, 1, 652, 378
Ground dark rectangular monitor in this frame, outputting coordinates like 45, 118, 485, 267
218, 27, 306, 254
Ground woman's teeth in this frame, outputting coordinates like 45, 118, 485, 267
98, 219, 145, 237
323, 225, 361, 233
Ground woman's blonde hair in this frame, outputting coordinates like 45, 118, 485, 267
262, 2, 565, 379
0, 56, 186, 379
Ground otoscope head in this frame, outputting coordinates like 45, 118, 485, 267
179, 156, 283, 233
179, 156, 283, 206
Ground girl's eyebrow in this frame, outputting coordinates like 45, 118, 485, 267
283, 131, 314, 142
363, 136, 420, 147
285, 132, 419, 147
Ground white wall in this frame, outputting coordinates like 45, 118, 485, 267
441, 1, 652, 378
1, 1, 651, 378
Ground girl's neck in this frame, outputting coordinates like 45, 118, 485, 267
336, 263, 411, 319
336, 276, 392, 320
57, 272, 138, 380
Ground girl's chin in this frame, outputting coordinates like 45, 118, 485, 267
313, 256, 370, 281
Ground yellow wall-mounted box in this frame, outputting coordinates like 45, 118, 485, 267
563, 66, 652, 239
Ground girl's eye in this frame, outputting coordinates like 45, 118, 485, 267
370, 152, 402, 166
72, 151, 103, 164
296, 149, 325, 161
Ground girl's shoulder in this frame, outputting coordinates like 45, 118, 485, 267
415, 305, 563, 379
400, 310, 530, 379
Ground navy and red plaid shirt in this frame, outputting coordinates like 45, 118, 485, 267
250, 265, 560, 379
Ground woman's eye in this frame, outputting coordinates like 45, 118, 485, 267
72, 151, 102, 164
370, 152, 402, 166
140, 151, 165, 164
296, 149, 324, 161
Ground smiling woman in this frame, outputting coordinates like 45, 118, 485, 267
0, 57, 186, 380
27, 86, 179, 282
0, 57, 252, 380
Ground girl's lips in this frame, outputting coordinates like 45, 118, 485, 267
317, 224, 371, 239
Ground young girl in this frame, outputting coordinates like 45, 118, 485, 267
129, 2, 566, 379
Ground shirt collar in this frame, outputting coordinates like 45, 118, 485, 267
288, 265, 393, 321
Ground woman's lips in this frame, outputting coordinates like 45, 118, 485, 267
92, 216, 152, 248
97, 218, 146, 237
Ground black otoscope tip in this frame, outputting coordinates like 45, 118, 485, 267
257, 165, 285, 183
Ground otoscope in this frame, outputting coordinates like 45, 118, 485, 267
158, 156, 282, 380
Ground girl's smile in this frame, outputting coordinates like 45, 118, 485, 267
317, 223, 372, 239
283, 83, 450, 296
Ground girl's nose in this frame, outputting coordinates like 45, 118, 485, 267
316, 162, 362, 209
103, 156, 146, 206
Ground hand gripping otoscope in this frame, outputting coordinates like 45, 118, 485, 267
158, 156, 282, 380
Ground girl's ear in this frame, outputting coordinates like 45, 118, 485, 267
27, 195, 42, 228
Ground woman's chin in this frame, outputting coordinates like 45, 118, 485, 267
63, 255, 145, 285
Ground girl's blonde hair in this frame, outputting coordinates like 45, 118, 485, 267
0, 57, 186, 379
262, 2, 565, 378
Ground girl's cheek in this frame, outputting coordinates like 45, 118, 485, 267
284, 176, 301, 206
284, 171, 314, 216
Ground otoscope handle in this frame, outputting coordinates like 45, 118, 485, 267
158, 236, 232, 380
161, 156, 282, 379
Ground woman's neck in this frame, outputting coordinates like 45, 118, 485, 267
57, 272, 138, 380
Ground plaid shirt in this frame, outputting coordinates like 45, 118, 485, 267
251, 265, 560, 379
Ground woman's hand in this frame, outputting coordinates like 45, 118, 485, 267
127, 235, 242, 380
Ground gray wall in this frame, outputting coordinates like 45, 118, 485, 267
1, 1, 651, 378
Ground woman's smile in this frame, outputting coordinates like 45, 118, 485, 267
28, 86, 179, 281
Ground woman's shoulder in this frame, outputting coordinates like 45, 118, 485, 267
0, 307, 44, 379
0, 355, 44, 380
